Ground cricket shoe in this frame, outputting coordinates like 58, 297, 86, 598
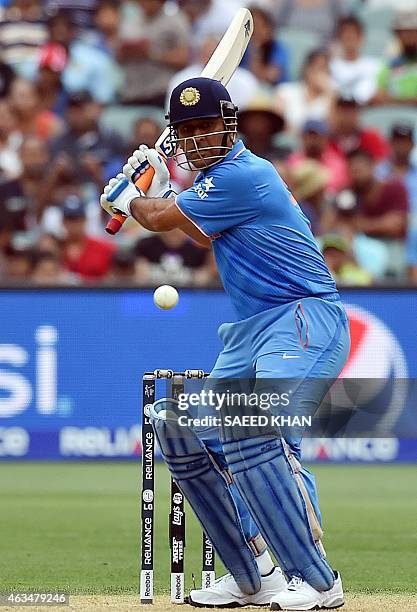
270, 572, 344, 611
188, 567, 287, 608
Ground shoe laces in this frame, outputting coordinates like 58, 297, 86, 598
287, 576, 304, 591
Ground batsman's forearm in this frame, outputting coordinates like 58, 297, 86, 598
130, 196, 177, 231
129, 195, 211, 247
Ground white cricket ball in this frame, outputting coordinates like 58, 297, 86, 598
153, 285, 179, 310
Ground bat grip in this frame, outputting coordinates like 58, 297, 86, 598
105, 166, 156, 235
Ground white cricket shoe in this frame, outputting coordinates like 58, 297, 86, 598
270, 572, 344, 611
188, 567, 287, 608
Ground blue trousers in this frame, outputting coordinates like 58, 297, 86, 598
196, 296, 350, 542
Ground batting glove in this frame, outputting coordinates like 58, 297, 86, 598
100, 173, 143, 217
123, 145, 174, 198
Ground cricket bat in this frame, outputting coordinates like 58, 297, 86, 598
105, 7, 253, 235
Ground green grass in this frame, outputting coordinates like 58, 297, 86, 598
0, 463, 416, 595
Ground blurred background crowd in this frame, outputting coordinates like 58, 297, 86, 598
0, 0, 416, 288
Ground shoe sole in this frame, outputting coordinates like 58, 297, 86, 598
187, 595, 269, 609
270, 603, 344, 611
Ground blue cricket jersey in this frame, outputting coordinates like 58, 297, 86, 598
176, 141, 338, 320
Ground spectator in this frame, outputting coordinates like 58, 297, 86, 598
377, 123, 417, 188
346, 149, 408, 241
276, 0, 346, 43
37, 232, 63, 258
291, 159, 330, 235
240, 4, 290, 87
38, 160, 105, 240
376, 124, 417, 282
44, 9, 121, 104
37, 43, 68, 117
274, 49, 334, 134
374, 10, 417, 104
135, 228, 214, 286
0, 136, 50, 231
104, 248, 137, 285
238, 94, 285, 160
328, 95, 389, 161
49, 91, 125, 195
288, 119, 348, 194
322, 148, 408, 279
3, 241, 34, 283
62, 195, 115, 281
93, 0, 120, 55
177, 0, 211, 49
0, 99, 22, 179
129, 117, 162, 152
166, 33, 259, 112
0, 0, 47, 79
0, 217, 14, 279
8, 77, 64, 141
118, 0, 190, 106
320, 188, 390, 280
44, 0, 98, 32
31, 250, 72, 285
330, 15, 381, 104
0, 59, 15, 97
45, 8, 71, 45
321, 233, 372, 286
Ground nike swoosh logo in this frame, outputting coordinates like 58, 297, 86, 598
282, 353, 301, 359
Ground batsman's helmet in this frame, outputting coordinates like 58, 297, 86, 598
167, 77, 238, 170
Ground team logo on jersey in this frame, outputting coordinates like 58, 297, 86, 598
194, 176, 215, 199
180, 87, 200, 106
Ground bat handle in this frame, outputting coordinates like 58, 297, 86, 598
105, 166, 156, 235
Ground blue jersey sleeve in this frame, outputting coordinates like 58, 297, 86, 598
176, 163, 261, 237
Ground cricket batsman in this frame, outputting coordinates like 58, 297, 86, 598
101, 77, 350, 610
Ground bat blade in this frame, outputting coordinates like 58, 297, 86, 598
156, 7, 253, 158
201, 8, 254, 85
106, 8, 253, 234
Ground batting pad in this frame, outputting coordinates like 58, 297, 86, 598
222, 435, 335, 592
149, 400, 261, 595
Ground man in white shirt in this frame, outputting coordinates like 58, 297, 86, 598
330, 14, 381, 104
118, 0, 190, 106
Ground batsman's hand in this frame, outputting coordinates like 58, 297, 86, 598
100, 173, 143, 217
123, 145, 173, 198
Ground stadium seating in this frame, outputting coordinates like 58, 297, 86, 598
359, 7, 395, 32
278, 29, 321, 81
362, 28, 391, 57
361, 105, 417, 136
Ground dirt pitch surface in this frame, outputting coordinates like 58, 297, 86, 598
3, 594, 417, 612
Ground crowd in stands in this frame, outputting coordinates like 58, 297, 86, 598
0, 0, 416, 288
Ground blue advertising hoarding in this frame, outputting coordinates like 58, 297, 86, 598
0, 288, 416, 462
